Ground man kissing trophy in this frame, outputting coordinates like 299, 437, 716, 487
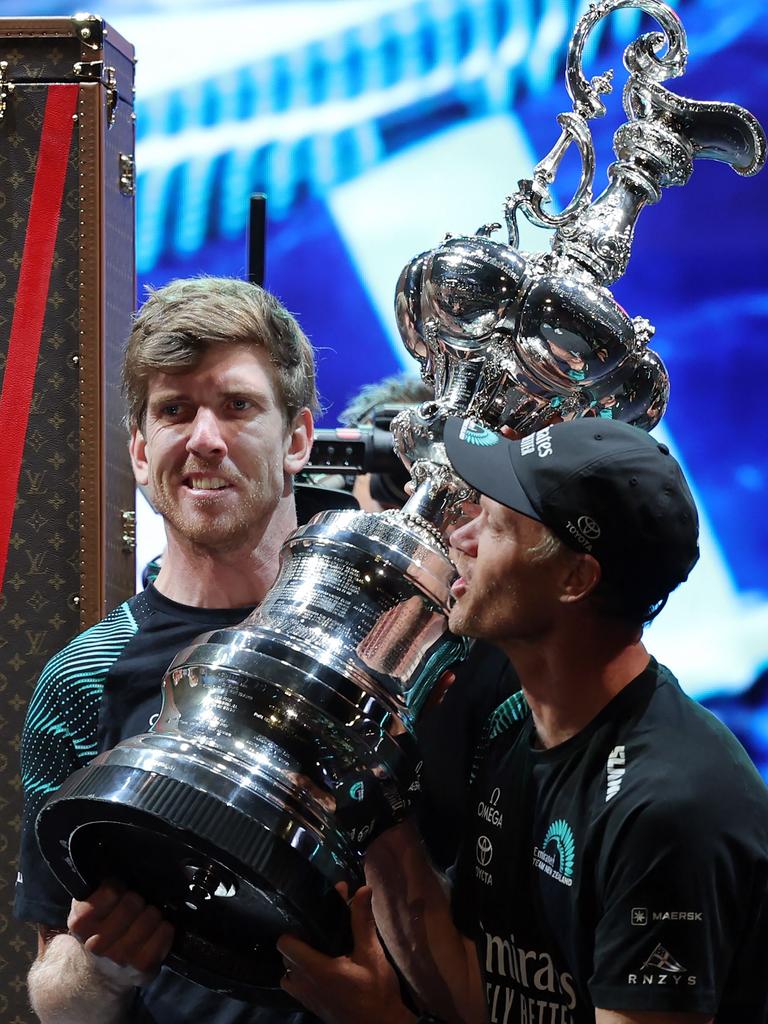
36, 0, 765, 1002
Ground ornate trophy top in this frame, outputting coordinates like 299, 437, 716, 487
391, 0, 765, 529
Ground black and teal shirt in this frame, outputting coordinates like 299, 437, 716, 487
417, 641, 520, 870
16, 584, 314, 1024
452, 660, 768, 1023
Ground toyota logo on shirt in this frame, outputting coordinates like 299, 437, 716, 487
476, 835, 493, 867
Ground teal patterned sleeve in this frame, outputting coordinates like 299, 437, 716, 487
20, 602, 138, 828
469, 690, 529, 783
16, 601, 139, 925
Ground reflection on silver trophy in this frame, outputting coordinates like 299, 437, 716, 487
36, 0, 765, 1002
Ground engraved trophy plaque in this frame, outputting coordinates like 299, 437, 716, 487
36, 0, 765, 1002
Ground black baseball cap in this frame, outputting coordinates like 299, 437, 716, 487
444, 416, 699, 603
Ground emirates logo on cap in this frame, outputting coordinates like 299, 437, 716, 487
520, 425, 554, 459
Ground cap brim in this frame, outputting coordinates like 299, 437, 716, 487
444, 418, 541, 522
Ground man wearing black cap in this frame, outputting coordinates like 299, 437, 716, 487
279, 417, 768, 1024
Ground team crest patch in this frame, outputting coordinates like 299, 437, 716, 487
458, 419, 500, 447
533, 818, 576, 886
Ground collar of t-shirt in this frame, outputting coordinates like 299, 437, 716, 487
143, 582, 256, 626
526, 658, 664, 764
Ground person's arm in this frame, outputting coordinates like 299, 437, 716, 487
278, 820, 486, 1024
29, 926, 136, 1024
364, 820, 485, 1023
596, 1011, 713, 1023
27, 882, 174, 1024
280, 884, 417, 1024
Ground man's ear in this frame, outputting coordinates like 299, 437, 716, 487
560, 552, 601, 605
129, 427, 149, 487
284, 408, 314, 478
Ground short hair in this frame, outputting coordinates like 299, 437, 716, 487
340, 372, 433, 426
122, 276, 318, 430
527, 528, 565, 565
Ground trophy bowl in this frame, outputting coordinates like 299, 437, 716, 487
37, 508, 466, 1000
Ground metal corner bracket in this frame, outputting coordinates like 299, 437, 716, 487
71, 13, 105, 51
73, 59, 118, 127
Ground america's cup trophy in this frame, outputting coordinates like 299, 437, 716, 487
37, 0, 765, 1002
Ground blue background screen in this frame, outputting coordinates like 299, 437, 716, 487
9, 0, 766, 772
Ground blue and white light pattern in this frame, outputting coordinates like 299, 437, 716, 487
3, 0, 765, 773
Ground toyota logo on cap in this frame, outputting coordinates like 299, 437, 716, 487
577, 516, 601, 540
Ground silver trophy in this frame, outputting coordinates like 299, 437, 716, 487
37, 0, 765, 1002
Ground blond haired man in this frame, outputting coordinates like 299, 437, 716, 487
17, 277, 318, 1024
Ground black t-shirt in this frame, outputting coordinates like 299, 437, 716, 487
16, 584, 314, 1023
452, 659, 768, 1023
417, 641, 520, 869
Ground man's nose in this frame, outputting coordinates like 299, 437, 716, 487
186, 408, 227, 459
449, 516, 478, 557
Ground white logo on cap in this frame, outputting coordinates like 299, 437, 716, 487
577, 516, 601, 540
565, 520, 593, 552
520, 425, 553, 459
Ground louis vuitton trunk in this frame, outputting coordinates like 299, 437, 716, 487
0, 15, 136, 1016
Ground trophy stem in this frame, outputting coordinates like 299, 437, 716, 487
554, 168, 655, 284
439, 356, 485, 413
399, 475, 467, 543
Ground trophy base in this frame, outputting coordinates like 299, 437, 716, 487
36, 761, 357, 1003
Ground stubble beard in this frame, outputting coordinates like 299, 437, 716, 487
449, 596, 483, 641
450, 581, 517, 645
152, 476, 282, 555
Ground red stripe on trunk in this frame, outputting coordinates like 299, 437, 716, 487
0, 84, 79, 590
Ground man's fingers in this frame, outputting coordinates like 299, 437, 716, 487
348, 885, 379, 960
277, 933, 334, 974
96, 904, 168, 968
280, 887, 377, 972
67, 879, 125, 933
127, 920, 175, 974
279, 964, 323, 1017
280, 965, 301, 998
80, 890, 147, 955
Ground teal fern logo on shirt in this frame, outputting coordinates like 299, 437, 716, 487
533, 818, 576, 886
543, 819, 575, 877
